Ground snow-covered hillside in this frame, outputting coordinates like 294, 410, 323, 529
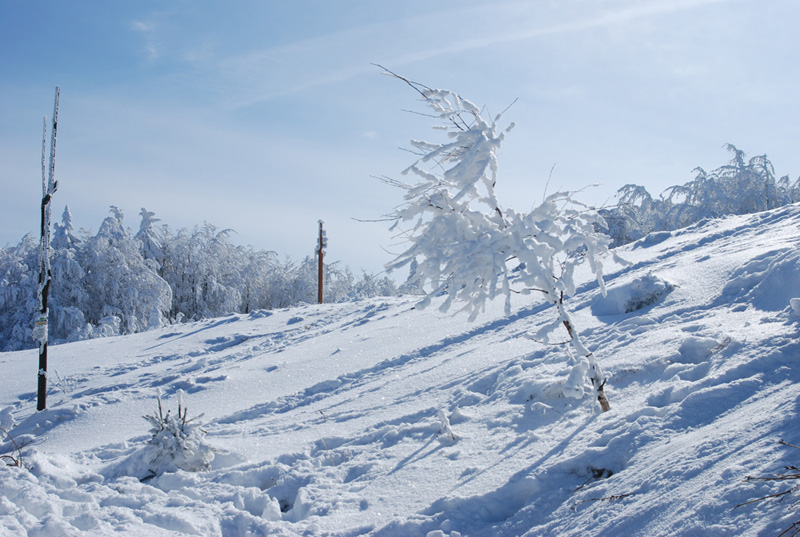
2, 204, 800, 537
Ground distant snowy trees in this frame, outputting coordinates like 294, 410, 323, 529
600, 144, 800, 246
382, 70, 622, 411
0, 208, 396, 351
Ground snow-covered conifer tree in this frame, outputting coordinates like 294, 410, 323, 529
49, 206, 90, 342
383, 70, 622, 411
51, 205, 80, 251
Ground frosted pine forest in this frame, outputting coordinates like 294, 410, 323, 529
2, 81, 800, 537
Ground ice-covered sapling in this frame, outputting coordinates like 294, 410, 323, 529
381, 68, 623, 411
142, 389, 213, 478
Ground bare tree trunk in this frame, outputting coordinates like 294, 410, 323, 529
317, 221, 325, 304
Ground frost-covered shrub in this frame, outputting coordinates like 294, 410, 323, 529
105, 390, 214, 481
139, 390, 213, 479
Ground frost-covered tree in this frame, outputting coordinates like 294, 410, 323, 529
135, 208, 165, 273
602, 145, 800, 246
354, 270, 397, 299
81, 207, 171, 334
51, 205, 80, 251
160, 223, 243, 320
49, 206, 90, 342
238, 248, 280, 313
0, 236, 39, 351
382, 70, 621, 411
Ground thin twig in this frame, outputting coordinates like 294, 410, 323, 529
781, 440, 800, 451
543, 163, 557, 203
735, 489, 792, 509
572, 493, 633, 510
0, 425, 23, 467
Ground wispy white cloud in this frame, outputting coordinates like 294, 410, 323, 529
206, 0, 734, 109
130, 19, 159, 60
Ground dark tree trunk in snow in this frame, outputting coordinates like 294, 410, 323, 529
36, 87, 59, 411
317, 221, 326, 304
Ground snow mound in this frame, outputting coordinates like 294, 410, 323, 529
675, 336, 721, 364
721, 248, 800, 311
591, 273, 674, 316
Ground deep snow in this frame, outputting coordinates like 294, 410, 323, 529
2, 204, 800, 536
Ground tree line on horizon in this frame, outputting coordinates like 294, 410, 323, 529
0, 206, 397, 352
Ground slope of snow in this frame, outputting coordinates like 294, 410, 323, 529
2, 204, 800, 536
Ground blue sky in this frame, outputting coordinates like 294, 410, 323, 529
2, 0, 798, 275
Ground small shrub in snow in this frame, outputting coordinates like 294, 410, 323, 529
140, 390, 213, 479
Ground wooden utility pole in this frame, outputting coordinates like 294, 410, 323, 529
316, 220, 326, 304
35, 87, 60, 411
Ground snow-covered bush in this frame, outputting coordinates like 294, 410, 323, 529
139, 390, 214, 479
382, 69, 624, 411
601, 145, 800, 246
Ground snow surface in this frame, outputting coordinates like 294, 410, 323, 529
2, 204, 800, 536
